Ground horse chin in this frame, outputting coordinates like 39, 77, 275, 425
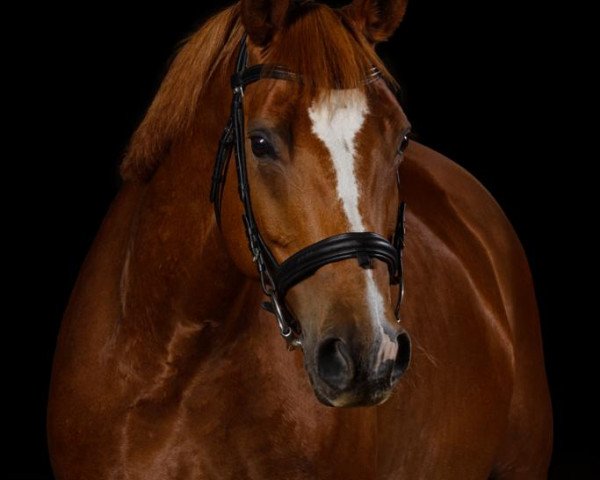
310, 377, 394, 408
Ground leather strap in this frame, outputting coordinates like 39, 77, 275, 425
231, 64, 300, 90
275, 232, 399, 298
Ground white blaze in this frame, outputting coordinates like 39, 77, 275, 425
308, 90, 368, 233
308, 90, 397, 365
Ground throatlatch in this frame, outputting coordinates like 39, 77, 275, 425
210, 35, 409, 348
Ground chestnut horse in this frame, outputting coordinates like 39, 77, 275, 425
48, 1, 552, 478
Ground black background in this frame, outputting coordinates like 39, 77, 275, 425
8, 0, 596, 478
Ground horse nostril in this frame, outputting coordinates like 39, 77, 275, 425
316, 338, 354, 391
391, 332, 411, 384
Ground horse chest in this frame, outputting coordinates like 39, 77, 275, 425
115, 337, 381, 479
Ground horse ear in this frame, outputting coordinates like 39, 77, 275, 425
241, 0, 294, 46
343, 0, 408, 43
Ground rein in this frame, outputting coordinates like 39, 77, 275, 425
210, 35, 408, 349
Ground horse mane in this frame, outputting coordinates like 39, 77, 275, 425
121, 1, 396, 182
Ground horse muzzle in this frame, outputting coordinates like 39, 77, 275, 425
307, 328, 411, 407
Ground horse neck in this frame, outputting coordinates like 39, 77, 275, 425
116, 70, 251, 371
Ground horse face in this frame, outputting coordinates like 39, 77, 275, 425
233, 77, 411, 407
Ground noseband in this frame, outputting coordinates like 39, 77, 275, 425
210, 35, 409, 349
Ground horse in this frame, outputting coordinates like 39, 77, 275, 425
47, 1, 552, 478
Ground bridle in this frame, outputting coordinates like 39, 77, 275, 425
210, 35, 410, 349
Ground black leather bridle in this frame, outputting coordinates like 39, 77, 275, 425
210, 35, 410, 349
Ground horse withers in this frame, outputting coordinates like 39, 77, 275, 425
48, 1, 552, 478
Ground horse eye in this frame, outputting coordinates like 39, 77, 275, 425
250, 135, 276, 159
398, 133, 410, 156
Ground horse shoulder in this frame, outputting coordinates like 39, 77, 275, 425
48, 182, 145, 478
403, 140, 537, 340
400, 141, 552, 476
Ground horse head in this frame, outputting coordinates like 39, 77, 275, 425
216, 0, 412, 407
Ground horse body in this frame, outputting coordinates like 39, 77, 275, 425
48, 2, 551, 478
48, 141, 550, 479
